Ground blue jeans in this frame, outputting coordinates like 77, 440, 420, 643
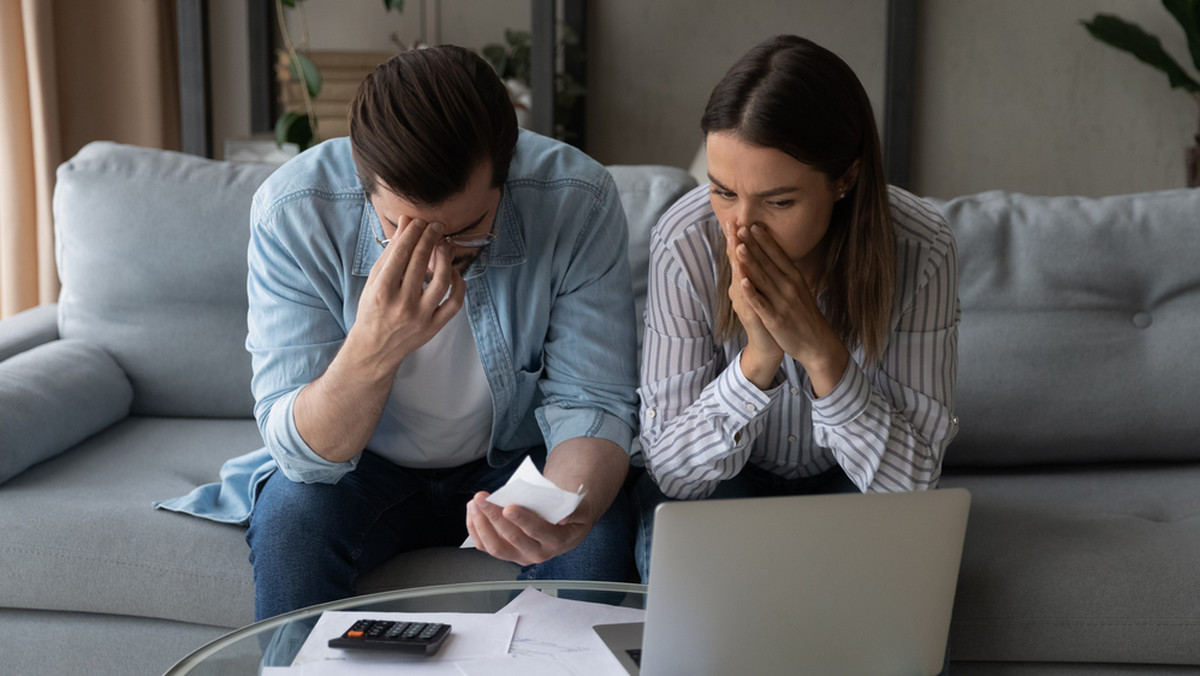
246, 448, 635, 621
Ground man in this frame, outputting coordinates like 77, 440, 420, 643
156, 45, 639, 620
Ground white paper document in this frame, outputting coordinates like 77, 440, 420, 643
461, 456, 585, 548
455, 588, 646, 675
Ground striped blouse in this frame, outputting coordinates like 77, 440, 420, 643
638, 183, 960, 500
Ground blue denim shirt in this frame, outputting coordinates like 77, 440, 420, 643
155, 131, 639, 525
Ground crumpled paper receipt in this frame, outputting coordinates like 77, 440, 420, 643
461, 456, 585, 549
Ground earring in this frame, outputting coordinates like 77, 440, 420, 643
838, 191, 846, 200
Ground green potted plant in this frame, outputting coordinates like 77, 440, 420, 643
1082, 0, 1200, 187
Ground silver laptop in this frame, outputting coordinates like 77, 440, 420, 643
596, 488, 971, 675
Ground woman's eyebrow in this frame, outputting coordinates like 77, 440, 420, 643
707, 174, 799, 198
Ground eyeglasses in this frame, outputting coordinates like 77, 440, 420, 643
370, 213, 497, 250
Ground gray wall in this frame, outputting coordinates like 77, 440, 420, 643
585, 1, 887, 170
209, 0, 1199, 198
913, 0, 1197, 198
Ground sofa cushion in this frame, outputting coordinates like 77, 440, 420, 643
941, 465, 1200, 665
0, 416, 523, 629
606, 165, 698, 351
931, 189, 1200, 466
0, 417, 263, 628
0, 339, 132, 485
53, 143, 277, 418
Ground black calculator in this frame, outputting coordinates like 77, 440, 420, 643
327, 619, 452, 655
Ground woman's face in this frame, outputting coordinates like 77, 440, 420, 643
705, 131, 844, 268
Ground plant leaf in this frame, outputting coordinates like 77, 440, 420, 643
482, 44, 508, 76
275, 111, 314, 151
382, 0, 404, 12
1163, 0, 1200, 73
280, 0, 298, 7
1083, 14, 1200, 92
289, 51, 323, 98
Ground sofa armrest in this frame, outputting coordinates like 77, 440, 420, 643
0, 339, 132, 485
0, 303, 59, 363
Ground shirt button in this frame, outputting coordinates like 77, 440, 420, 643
787, 434, 798, 443
646, 408, 657, 419
790, 386, 800, 395
745, 403, 757, 413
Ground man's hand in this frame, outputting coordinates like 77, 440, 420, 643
465, 496, 594, 566
464, 438, 627, 567
348, 217, 466, 375
733, 224, 849, 398
293, 217, 466, 463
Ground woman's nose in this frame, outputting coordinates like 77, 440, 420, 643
731, 202, 758, 230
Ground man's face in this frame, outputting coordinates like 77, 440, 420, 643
369, 161, 502, 275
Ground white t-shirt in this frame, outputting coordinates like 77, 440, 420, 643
368, 307, 494, 468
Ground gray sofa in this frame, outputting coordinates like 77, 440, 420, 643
933, 187, 1200, 675
1, 142, 1197, 675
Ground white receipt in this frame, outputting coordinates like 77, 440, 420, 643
461, 456, 584, 548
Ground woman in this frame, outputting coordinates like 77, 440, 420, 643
636, 34, 960, 577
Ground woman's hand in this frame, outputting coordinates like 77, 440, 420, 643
724, 221, 784, 389
734, 224, 849, 397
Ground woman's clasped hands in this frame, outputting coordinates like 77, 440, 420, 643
724, 220, 849, 397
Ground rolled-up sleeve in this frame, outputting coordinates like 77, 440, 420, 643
534, 173, 640, 456
246, 194, 358, 484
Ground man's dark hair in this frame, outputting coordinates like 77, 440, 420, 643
349, 45, 518, 205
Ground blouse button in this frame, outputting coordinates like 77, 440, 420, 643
646, 408, 656, 419
745, 403, 757, 413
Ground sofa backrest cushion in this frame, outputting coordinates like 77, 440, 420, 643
930, 188, 1200, 466
606, 165, 698, 351
54, 142, 275, 417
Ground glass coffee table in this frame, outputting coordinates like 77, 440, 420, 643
164, 580, 648, 675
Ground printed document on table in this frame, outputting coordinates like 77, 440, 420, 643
455, 587, 647, 675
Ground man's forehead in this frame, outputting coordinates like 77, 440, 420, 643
371, 184, 497, 235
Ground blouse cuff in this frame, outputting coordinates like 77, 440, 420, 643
716, 350, 782, 425
808, 358, 871, 428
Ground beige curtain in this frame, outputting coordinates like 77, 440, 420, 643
0, 0, 180, 319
